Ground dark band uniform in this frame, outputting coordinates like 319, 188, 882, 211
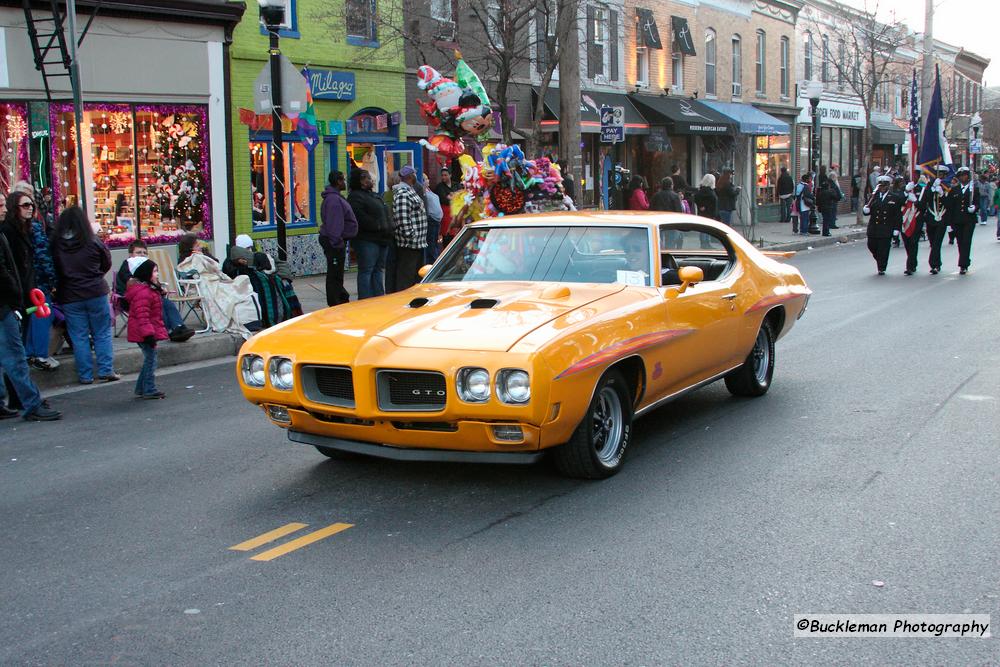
902, 182, 925, 274
865, 187, 906, 273
946, 177, 979, 271
921, 174, 950, 272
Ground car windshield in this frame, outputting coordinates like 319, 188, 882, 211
425, 225, 652, 286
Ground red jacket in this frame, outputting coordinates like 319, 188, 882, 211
125, 280, 169, 343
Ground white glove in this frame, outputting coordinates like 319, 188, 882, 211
863, 206, 871, 215
905, 182, 915, 192
907, 193, 917, 203
932, 184, 944, 195
967, 205, 976, 213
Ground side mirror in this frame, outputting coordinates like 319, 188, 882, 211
417, 264, 432, 278
676, 266, 703, 294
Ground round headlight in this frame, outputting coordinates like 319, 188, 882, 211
269, 357, 293, 390
499, 369, 530, 404
457, 367, 491, 402
241, 355, 265, 387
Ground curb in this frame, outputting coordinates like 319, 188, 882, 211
757, 227, 868, 252
31, 333, 243, 392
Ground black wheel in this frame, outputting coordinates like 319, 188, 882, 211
725, 320, 775, 397
314, 445, 360, 460
551, 370, 633, 479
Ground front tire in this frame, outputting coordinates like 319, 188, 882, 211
725, 320, 775, 397
551, 370, 633, 479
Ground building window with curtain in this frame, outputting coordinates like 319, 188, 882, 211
346, 0, 378, 46
755, 30, 766, 95
821, 35, 829, 83
732, 35, 742, 97
705, 28, 717, 96
780, 36, 789, 97
636, 45, 649, 87
804, 31, 813, 81
672, 50, 683, 91
587, 5, 609, 80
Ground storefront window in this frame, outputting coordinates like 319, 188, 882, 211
248, 140, 314, 229
345, 144, 383, 192
754, 134, 790, 205
700, 135, 733, 177
50, 103, 210, 244
1, 103, 30, 195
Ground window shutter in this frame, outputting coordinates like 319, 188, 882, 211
586, 6, 597, 79
609, 10, 619, 81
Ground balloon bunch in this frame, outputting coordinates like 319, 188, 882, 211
415, 54, 493, 162
454, 144, 570, 218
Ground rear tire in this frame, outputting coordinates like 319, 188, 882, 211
314, 445, 360, 460
725, 320, 775, 397
551, 370, 633, 479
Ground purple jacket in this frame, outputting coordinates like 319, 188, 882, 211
319, 186, 359, 249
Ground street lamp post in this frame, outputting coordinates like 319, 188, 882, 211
805, 80, 824, 234
259, 0, 287, 262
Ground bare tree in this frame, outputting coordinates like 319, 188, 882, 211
310, 0, 571, 154
805, 2, 911, 223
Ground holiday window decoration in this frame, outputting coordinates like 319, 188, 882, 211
1, 103, 30, 195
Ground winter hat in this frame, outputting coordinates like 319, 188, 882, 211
127, 256, 148, 275
399, 165, 416, 179
131, 258, 157, 284
235, 234, 254, 249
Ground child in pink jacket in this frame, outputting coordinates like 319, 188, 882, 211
125, 257, 169, 399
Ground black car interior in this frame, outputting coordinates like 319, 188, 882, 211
660, 226, 736, 286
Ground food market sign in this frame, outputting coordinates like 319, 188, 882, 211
796, 93, 866, 128
307, 69, 356, 101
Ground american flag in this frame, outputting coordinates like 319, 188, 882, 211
909, 70, 919, 179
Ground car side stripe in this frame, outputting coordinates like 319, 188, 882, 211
555, 330, 694, 380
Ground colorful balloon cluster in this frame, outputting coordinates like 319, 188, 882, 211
415, 54, 493, 162
454, 144, 570, 218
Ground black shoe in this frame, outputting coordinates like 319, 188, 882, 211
877, 270, 886, 275
0, 405, 19, 420
904, 270, 913, 275
822, 233, 832, 237
141, 391, 166, 400
169, 326, 196, 343
930, 268, 939, 275
959, 268, 968, 275
829, 224, 840, 229
24, 406, 62, 421
97, 373, 121, 383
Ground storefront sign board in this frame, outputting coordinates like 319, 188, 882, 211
601, 105, 624, 143
307, 69, 356, 101
795, 95, 866, 128
969, 139, 983, 154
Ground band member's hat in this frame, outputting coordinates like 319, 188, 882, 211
876, 175, 891, 183
956, 166, 970, 174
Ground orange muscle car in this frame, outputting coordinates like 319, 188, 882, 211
237, 212, 810, 478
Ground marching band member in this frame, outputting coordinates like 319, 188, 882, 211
863, 175, 906, 275
947, 166, 979, 274
901, 176, 924, 275
922, 164, 951, 275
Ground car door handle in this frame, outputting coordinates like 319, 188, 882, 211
720, 293, 738, 301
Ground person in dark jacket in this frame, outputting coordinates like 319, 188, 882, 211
51, 206, 118, 384
0, 192, 61, 421
694, 174, 719, 220
947, 166, 980, 274
862, 175, 905, 274
347, 169, 392, 299
650, 177, 683, 212
922, 164, 952, 274
816, 167, 837, 237
777, 167, 795, 222
433, 167, 460, 247
670, 165, 688, 193
715, 169, 741, 226
793, 173, 816, 235
319, 171, 359, 306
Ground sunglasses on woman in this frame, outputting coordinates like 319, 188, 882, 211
19, 202, 36, 210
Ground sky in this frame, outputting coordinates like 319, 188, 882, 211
842, 0, 999, 85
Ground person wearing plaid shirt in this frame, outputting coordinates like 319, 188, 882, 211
392, 166, 428, 290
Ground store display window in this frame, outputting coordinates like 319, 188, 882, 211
1, 102, 30, 195
248, 138, 315, 230
754, 134, 791, 205
49, 103, 211, 246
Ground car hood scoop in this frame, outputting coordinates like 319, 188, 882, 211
308, 282, 626, 352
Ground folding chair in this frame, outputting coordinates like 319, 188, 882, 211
148, 248, 209, 334
110, 291, 128, 337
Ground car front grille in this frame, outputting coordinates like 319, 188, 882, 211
376, 370, 447, 412
301, 365, 355, 408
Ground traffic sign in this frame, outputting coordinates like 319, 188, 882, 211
600, 105, 625, 143
969, 139, 983, 154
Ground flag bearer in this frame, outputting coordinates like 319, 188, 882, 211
922, 164, 951, 274
901, 176, 925, 275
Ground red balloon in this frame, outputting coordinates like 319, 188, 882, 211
29, 288, 51, 318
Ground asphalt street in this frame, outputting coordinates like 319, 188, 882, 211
2, 230, 999, 665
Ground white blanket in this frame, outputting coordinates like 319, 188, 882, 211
177, 253, 258, 339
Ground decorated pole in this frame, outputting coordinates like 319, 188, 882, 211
260, 1, 288, 261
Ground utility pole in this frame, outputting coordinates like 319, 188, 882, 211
66, 0, 87, 214
920, 0, 934, 121
557, 0, 581, 204
260, 1, 288, 262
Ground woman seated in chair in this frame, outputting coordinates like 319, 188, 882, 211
176, 233, 260, 337
222, 235, 302, 328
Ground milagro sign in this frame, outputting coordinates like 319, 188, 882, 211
308, 68, 356, 101
796, 94, 866, 128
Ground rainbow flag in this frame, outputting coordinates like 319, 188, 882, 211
298, 68, 319, 152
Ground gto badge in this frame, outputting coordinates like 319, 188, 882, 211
411, 389, 446, 396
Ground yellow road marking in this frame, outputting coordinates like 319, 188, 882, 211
249, 522, 354, 561
229, 522, 308, 552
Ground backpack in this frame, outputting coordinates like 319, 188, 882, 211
680, 197, 692, 214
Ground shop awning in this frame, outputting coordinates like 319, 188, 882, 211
870, 119, 906, 145
700, 100, 789, 135
627, 94, 735, 134
538, 88, 650, 135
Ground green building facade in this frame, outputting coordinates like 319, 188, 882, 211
229, 0, 418, 274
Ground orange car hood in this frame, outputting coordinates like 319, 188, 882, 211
307, 282, 626, 352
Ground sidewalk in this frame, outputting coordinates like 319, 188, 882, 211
28, 222, 864, 391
